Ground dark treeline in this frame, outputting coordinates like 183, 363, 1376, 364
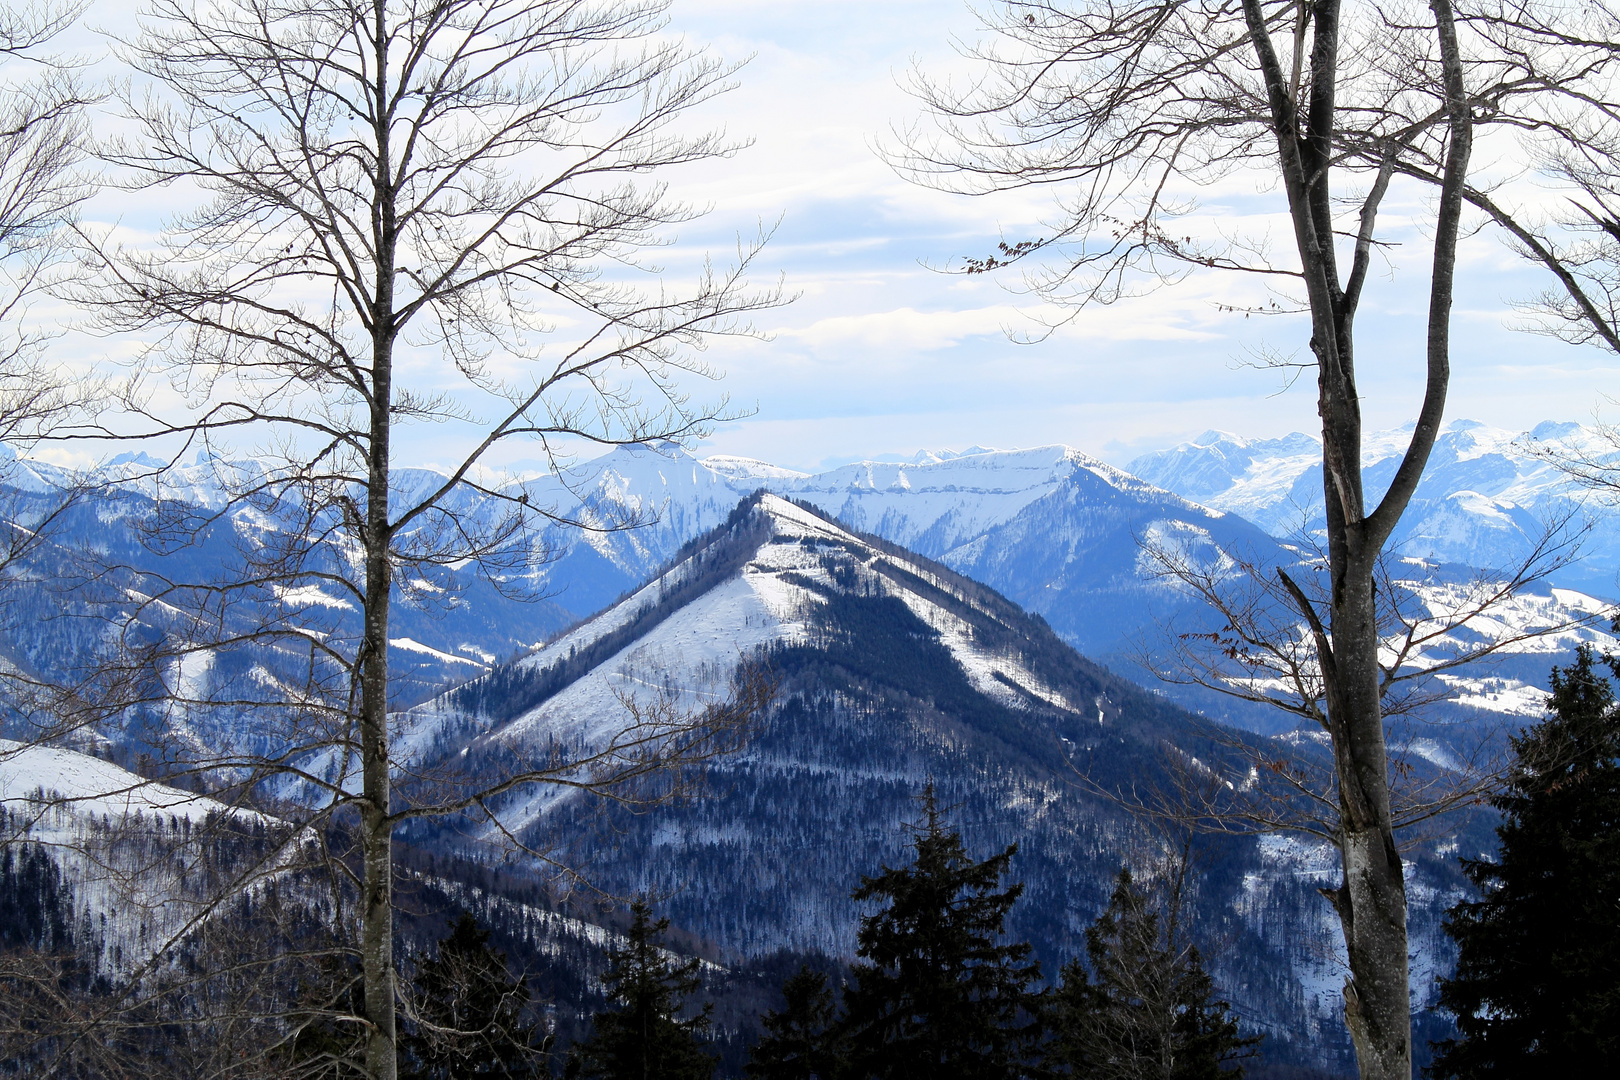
556, 788, 1260, 1080
0, 786, 1266, 1080
0, 842, 76, 956
445, 496, 775, 729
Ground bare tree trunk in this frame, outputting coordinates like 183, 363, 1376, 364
1327, 565, 1410, 1079
362, 7, 399, 1072
68, 3, 783, 1076
1243, 1, 1470, 1074
360, 407, 397, 1080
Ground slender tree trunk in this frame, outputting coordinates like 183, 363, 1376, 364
361, 5, 398, 1077
1241, 0, 1471, 1075
360, 343, 397, 1080
1325, 558, 1410, 1080
360, 355, 398, 1078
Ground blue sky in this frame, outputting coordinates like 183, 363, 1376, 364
651, 0, 1620, 472
43, 0, 1620, 475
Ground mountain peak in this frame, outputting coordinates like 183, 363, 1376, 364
1191, 428, 1243, 448
1530, 419, 1581, 441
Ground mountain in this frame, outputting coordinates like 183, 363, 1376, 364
6, 434, 1611, 734
769, 448, 1293, 657
0, 737, 274, 973
505, 443, 1297, 666
0, 735, 777, 1072
475, 441, 1617, 734
1, 441, 1297, 717
398, 493, 1476, 1072
0, 467, 579, 709
1128, 419, 1620, 596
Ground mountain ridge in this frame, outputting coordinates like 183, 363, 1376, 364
389, 491, 1470, 1072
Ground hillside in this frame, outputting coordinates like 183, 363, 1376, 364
396, 493, 1478, 1072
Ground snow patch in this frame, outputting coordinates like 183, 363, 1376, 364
391, 637, 488, 667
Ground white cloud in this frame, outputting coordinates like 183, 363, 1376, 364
29, 0, 1620, 474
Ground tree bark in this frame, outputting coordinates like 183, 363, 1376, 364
1326, 564, 1411, 1080
361, 4, 398, 1076
1241, 1, 1472, 1076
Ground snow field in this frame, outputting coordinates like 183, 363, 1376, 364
1, 739, 243, 823
2, 739, 295, 976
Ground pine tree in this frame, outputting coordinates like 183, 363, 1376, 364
0, 842, 74, 954
567, 900, 715, 1080
838, 787, 1043, 1080
1429, 645, 1620, 1075
401, 913, 547, 1079
1046, 868, 1257, 1080
746, 966, 845, 1080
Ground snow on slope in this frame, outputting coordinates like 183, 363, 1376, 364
1370, 574, 1618, 718
409, 494, 1089, 834
1129, 419, 1619, 586
2, 739, 276, 973
0, 739, 261, 824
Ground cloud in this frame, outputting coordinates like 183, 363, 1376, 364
777, 305, 1020, 352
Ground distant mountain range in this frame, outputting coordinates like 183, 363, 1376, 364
536, 443, 1291, 657
3, 420, 1613, 730
1128, 419, 1619, 595
488, 428, 1618, 730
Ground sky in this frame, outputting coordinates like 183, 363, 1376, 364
30, 0, 1620, 475
650, 0, 1620, 472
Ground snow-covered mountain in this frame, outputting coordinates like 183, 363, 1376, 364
0, 738, 276, 973
3, 440, 1287, 701
0, 465, 580, 709
1128, 419, 1620, 595
6, 430, 1611, 732
389, 493, 1473, 1071
503, 442, 1295, 661
0, 735, 742, 1069
455, 441, 1614, 731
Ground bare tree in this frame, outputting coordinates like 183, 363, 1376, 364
0, 0, 93, 446
1426, 2, 1620, 358
891, 2, 1620, 1076
0, 0, 97, 591
52, 2, 782, 1077
1130, 529, 1598, 843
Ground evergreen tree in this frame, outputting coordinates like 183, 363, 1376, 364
0, 842, 74, 954
402, 913, 547, 1079
567, 900, 714, 1080
1047, 868, 1257, 1080
746, 966, 845, 1080
1430, 645, 1620, 1075
838, 788, 1043, 1080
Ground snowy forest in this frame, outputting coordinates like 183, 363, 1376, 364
3, 1, 1620, 1079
